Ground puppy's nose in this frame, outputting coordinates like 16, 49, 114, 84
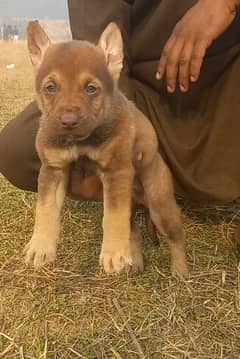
60, 113, 79, 129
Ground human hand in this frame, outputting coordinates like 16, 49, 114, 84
156, 0, 238, 92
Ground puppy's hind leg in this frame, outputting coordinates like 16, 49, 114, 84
130, 223, 144, 273
140, 155, 188, 278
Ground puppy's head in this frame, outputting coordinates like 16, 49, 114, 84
27, 21, 123, 142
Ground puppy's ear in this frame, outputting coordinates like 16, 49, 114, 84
27, 20, 51, 69
98, 22, 123, 81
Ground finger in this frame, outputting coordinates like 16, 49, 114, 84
178, 41, 194, 92
190, 39, 207, 82
156, 35, 176, 80
166, 38, 184, 92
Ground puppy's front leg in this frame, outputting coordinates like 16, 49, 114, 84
24, 165, 69, 268
100, 165, 134, 274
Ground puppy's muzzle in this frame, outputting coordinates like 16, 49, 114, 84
60, 113, 79, 130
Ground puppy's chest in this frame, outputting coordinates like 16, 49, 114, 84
43, 119, 137, 171
44, 144, 101, 169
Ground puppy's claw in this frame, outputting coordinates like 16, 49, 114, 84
100, 254, 133, 274
100, 234, 144, 274
171, 261, 189, 279
100, 242, 133, 274
24, 236, 56, 268
131, 255, 144, 273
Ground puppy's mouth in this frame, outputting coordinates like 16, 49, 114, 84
55, 122, 112, 147
43, 110, 108, 146
59, 128, 93, 142
56, 113, 95, 140
65, 132, 90, 141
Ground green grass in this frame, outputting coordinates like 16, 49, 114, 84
0, 41, 240, 359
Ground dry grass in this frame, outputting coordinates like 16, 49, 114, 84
0, 41, 240, 359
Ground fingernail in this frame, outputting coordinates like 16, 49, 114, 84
156, 72, 161, 80
180, 84, 186, 92
167, 85, 173, 93
191, 75, 196, 82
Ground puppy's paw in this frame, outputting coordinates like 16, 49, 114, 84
24, 236, 56, 268
100, 240, 133, 274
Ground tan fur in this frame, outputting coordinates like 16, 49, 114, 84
24, 21, 188, 277
24, 166, 68, 268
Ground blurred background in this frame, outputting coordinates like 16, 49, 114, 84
0, 0, 71, 41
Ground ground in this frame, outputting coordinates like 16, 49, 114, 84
0, 41, 240, 359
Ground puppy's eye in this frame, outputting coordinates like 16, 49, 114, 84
85, 84, 98, 95
46, 83, 57, 94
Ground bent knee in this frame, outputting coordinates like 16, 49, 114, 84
0, 122, 40, 192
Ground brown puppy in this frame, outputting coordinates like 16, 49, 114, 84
24, 21, 188, 277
